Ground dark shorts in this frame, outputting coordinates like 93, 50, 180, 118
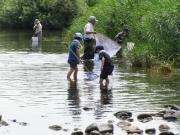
100, 65, 114, 79
69, 62, 77, 69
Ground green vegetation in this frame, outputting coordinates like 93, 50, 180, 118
0, 0, 179, 67
0, 0, 81, 29
62, 0, 180, 68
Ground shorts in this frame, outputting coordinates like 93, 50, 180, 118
100, 65, 114, 79
69, 62, 77, 69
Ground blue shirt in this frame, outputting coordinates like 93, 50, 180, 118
68, 41, 80, 64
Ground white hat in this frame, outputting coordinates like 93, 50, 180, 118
88, 16, 98, 22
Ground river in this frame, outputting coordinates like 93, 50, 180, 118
0, 29, 179, 135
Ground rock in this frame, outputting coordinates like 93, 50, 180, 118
163, 116, 178, 122
83, 106, 94, 111
71, 131, 84, 135
128, 133, 141, 135
127, 118, 134, 122
137, 114, 153, 123
159, 131, 174, 135
74, 128, 82, 131
90, 130, 101, 135
164, 105, 180, 111
85, 123, 99, 134
114, 111, 132, 120
0, 115, 9, 126
63, 129, 70, 132
159, 124, 170, 131
49, 125, 62, 131
123, 126, 142, 134
145, 128, 156, 134
107, 120, 114, 124
0, 120, 9, 126
19, 122, 28, 126
98, 123, 114, 133
158, 110, 176, 116
116, 121, 131, 128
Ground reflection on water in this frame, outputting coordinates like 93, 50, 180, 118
31, 41, 42, 52
0, 30, 180, 135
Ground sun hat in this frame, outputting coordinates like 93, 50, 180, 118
88, 16, 98, 22
74, 33, 84, 42
34, 19, 40, 24
95, 45, 104, 53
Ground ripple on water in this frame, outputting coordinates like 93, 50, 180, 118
0, 52, 179, 135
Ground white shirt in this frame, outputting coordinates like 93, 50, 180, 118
84, 22, 94, 39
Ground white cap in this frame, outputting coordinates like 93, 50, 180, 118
88, 16, 98, 22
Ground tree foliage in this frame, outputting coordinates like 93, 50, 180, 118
0, 0, 79, 29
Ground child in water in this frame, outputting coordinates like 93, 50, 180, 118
95, 45, 114, 86
67, 33, 83, 81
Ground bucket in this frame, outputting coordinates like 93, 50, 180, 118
127, 42, 135, 50
32, 37, 38, 42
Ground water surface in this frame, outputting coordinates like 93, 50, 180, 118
0, 29, 180, 135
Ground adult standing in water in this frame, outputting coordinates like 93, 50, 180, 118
81, 16, 98, 60
33, 19, 42, 42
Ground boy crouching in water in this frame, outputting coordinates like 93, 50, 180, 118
95, 45, 114, 86
67, 33, 83, 81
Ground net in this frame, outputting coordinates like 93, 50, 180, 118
87, 73, 99, 80
95, 33, 121, 57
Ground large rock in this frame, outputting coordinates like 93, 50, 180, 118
98, 123, 114, 133
137, 114, 153, 123
85, 123, 99, 134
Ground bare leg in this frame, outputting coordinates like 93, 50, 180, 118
67, 67, 75, 80
105, 77, 109, 86
99, 78, 104, 86
73, 67, 78, 82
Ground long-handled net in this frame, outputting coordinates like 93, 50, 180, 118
95, 33, 121, 58
65, 44, 99, 80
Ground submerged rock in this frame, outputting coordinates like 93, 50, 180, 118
71, 131, 84, 135
19, 122, 28, 126
145, 128, 156, 134
163, 116, 178, 122
159, 124, 170, 131
137, 114, 153, 123
49, 125, 62, 131
83, 106, 94, 111
114, 111, 132, 120
116, 121, 131, 128
159, 131, 174, 135
164, 105, 180, 111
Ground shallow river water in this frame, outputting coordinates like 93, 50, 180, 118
0, 29, 180, 135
